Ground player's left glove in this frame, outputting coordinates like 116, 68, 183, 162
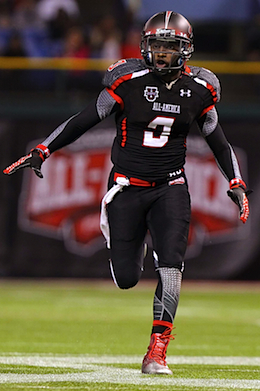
227, 178, 250, 224
3, 144, 50, 179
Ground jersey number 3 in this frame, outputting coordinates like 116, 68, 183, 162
143, 116, 175, 148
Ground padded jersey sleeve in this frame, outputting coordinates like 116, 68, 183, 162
187, 65, 220, 117
188, 66, 221, 102
102, 58, 148, 107
103, 58, 147, 88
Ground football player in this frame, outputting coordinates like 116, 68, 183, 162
4, 11, 250, 375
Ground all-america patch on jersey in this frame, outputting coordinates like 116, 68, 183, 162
103, 59, 220, 182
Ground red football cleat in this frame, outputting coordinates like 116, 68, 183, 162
142, 328, 174, 374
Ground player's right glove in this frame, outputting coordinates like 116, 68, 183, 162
227, 178, 251, 224
3, 144, 50, 179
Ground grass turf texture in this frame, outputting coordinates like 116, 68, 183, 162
0, 279, 259, 390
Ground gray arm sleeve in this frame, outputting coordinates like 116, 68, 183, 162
199, 107, 218, 137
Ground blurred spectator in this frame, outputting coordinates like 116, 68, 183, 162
121, 26, 142, 59
36, 0, 80, 25
48, 8, 72, 41
62, 26, 92, 90
12, 0, 44, 30
246, 14, 260, 61
0, 3, 13, 54
90, 15, 121, 60
11, 0, 51, 57
36, 0, 81, 57
63, 26, 89, 58
101, 35, 121, 61
1, 30, 27, 92
76, 0, 132, 41
124, 0, 141, 17
120, 0, 142, 36
3, 30, 26, 56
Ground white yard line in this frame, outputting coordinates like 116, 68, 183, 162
0, 354, 260, 366
0, 355, 259, 388
0, 366, 259, 389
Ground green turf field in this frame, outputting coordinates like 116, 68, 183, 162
0, 279, 259, 390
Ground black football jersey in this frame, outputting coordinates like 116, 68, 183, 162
104, 59, 220, 182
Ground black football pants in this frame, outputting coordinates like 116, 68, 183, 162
107, 181, 191, 289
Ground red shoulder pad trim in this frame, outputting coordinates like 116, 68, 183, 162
106, 87, 124, 110
110, 73, 133, 91
108, 59, 127, 72
199, 104, 215, 117
206, 81, 218, 103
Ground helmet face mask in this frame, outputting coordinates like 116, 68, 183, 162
141, 11, 194, 75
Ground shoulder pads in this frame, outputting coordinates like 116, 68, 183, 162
188, 65, 221, 102
103, 58, 147, 88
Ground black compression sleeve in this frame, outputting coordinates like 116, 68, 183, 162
205, 123, 236, 180
47, 99, 101, 153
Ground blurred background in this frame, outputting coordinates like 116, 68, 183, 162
1, 0, 260, 281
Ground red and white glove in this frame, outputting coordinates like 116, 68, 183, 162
3, 144, 50, 179
227, 178, 250, 223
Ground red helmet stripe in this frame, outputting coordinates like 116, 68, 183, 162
165, 11, 172, 29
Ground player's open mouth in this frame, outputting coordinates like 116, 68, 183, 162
156, 60, 168, 68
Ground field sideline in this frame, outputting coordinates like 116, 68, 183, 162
0, 279, 259, 391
